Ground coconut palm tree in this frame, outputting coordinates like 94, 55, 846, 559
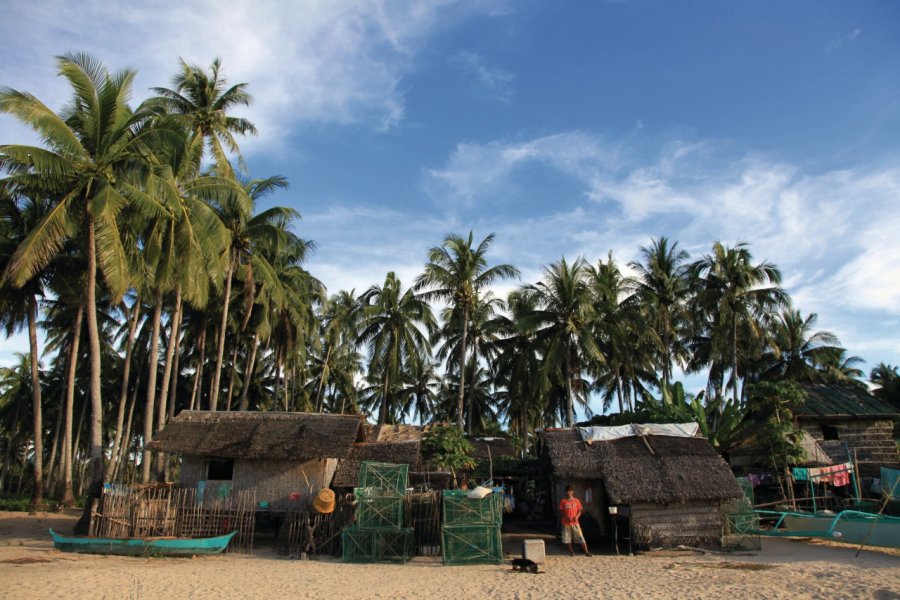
0, 189, 55, 503
688, 242, 787, 403
520, 258, 602, 427
0, 54, 176, 525
415, 232, 519, 430
629, 237, 690, 394
358, 272, 436, 425
759, 309, 844, 383
151, 58, 257, 176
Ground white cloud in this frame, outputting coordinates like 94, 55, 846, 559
0, 1, 494, 154
452, 51, 515, 103
420, 130, 900, 366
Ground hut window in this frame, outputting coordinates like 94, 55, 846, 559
206, 459, 234, 481
821, 425, 840, 441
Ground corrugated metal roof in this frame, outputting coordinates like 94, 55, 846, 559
796, 384, 899, 419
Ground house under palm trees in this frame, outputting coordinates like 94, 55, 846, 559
793, 384, 900, 476
148, 411, 363, 510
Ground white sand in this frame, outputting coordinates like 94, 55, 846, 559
1, 510, 898, 599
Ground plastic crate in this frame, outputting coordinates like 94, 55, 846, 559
441, 490, 503, 527
342, 526, 413, 563
441, 525, 503, 565
358, 461, 409, 494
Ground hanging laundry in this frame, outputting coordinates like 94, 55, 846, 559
792, 467, 809, 481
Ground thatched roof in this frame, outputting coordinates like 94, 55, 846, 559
147, 411, 363, 460
469, 436, 517, 461
797, 384, 899, 420
541, 429, 742, 505
366, 424, 429, 443
332, 441, 423, 488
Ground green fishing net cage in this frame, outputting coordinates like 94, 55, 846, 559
355, 487, 405, 529
441, 525, 503, 565
358, 461, 409, 494
342, 526, 414, 563
441, 490, 503, 527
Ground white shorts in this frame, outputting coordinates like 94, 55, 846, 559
562, 523, 584, 544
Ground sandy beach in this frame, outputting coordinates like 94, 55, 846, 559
1, 510, 898, 600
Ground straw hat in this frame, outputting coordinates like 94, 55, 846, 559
313, 488, 335, 514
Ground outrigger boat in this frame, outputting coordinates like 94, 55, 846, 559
754, 509, 900, 550
49, 529, 236, 557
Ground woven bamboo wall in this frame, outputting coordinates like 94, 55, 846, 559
630, 501, 724, 549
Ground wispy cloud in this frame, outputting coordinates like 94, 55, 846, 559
0, 1, 493, 154
827, 27, 863, 52
452, 51, 515, 103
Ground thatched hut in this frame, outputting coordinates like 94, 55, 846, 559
795, 384, 900, 476
541, 427, 743, 549
332, 439, 453, 490
148, 411, 363, 510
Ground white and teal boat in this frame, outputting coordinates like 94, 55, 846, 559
755, 509, 900, 550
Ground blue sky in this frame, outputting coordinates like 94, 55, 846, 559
2, 1, 899, 414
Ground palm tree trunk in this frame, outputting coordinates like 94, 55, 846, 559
457, 307, 469, 431
62, 306, 83, 506
167, 330, 181, 423
106, 298, 140, 481
189, 321, 208, 411
141, 289, 163, 483
113, 369, 141, 482
75, 216, 104, 535
732, 314, 739, 404
239, 331, 260, 411
225, 345, 238, 411
379, 371, 391, 425
616, 375, 625, 415
154, 287, 182, 481
662, 313, 671, 394
45, 404, 62, 495
315, 344, 332, 413
27, 294, 44, 505
210, 254, 235, 411
564, 344, 574, 427
466, 337, 478, 436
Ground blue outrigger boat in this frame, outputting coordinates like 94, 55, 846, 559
50, 529, 236, 557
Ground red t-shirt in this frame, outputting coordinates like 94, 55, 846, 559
559, 497, 582, 525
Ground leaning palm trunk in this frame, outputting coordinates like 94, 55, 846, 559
314, 344, 333, 413
75, 217, 105, 535
210, 255, 235, 411
141, 290, 164, 483
379, 372, 391, 425
62, 306, 83, 506
457, 308, 469, 431
732, 313, 739, 404
154, 287, 182, 480
189, 322, 208, 411
45, 402, 62, 494
238, 331, 260, 411
27, 294, 43, 504
106, 298, 140, 480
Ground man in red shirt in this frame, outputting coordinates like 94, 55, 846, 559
559, 485, 592, 557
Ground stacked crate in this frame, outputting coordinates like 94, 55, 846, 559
440, 489, 504, 565
342, 462, 413, 563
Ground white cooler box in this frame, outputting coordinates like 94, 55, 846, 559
522, 539, 545, 563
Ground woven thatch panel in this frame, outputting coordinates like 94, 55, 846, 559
148, 411, 363, 460
332, 441, 423, 488
368, 424, 429, 442
542, 429, 742, 505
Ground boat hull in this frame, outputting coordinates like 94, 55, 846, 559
49, 529, 236, 557
782, 513, 900, 549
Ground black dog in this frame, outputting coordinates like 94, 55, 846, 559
510, 558, 540, 574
